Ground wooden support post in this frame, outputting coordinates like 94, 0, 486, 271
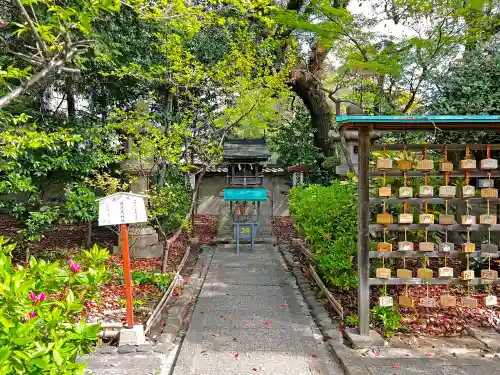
120, 224, 134, 328
357, 126, 371, 337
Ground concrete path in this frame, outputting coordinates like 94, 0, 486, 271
171, 243, 342, 375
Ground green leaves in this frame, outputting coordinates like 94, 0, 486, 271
0, 238, 108, 375
289, 180, 358, 290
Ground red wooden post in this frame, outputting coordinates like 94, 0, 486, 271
120, 224, 134, 328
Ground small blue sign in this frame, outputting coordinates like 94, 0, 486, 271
223, 188, 268, 201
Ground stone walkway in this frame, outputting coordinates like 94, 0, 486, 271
171, 243, 342, 375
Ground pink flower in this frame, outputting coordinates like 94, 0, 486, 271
323, 234, 329, 239
24, 310, 36, 322
29, 291, 36, 301
68, 259, 81, 273
29, 310, 36, 318
38, 292, 46, 302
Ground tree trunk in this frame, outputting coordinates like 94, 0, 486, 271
293, 78, 333, 156
65, 74, 76, 120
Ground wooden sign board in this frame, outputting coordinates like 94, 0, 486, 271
461, 270, 474, 280
460, 159, 476, 170
485, 295, 498, 306
439, 185, 456, 198
377, 242, 393, 252
439, 242, 454, 252
399, 214, 413, 224
480, 214, 497, 225
419, 242, 434, 252
461, 185, 475, 198
438, 267, 454, 278
398, 159, 411, 170
440, 294, 457, 307
439, 161, 453, 172
97, 192, 147, 226
461, 215, 476, 225
398, 241, 414, 251
419, 186, 434, 198
376, 268, 392, 278
481, 269, 498, 280
417, 268, 433, 279
461, 296, 478, 308
480, 158, 498, 170
462, 243, 475, 253
399, 295, 415, 308
481, 188, 498, 198
379, 296, 394, 307
419, 214, 434, 224
419, 297, 437, 308
397, 269, 412, 279
377, 158, 393, 170
417, 159, 434, 171
399, 187, 413, 198
376, 213, 394, 224
439, 214, 454, 225
481, 243, 498, 253
378, 186, 392, 197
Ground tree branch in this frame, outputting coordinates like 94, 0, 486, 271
14, 0, 49, 58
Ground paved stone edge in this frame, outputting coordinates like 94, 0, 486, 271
152, 247, 213, 355
278, 244, 363, 375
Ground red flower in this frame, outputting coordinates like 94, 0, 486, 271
323, 234, 329, 239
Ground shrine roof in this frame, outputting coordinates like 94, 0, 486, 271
222, 138, 271, 161
336, 115, 500, 131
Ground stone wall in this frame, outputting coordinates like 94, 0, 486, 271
195, 173, 290, 217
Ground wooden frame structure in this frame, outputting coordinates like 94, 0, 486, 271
337, 115, 500, 338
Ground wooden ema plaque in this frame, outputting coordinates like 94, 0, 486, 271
419, 185, 434, 198
378, 186, 391, 197
461, 215, 476, 225
377, 242, 392, 252
461, 296, 478, 308
481, 243, 499, 253
417, 159, 434, 171
377, 213, 393, 224
485, 295, 498, 306
399, 213, 413, 224
419, 297, 437, 308
440, 294, 457, 308
462, 242, 475, 253
438, 267, 454, 278
461, 185, 475, 198
379, 296, 394, 307
376, 268, 391, 278
460, 159, 476, 170
417, 268, 433, 279
480, 158, 498, 170
377, 158, 393, 170
439, 161, 453, 172
439, 185, 456, 198
419, 242, 434, 252
419, 214, 434, 224
397, 269, 412, 279
399, 186, 413, 198
399, 295, 415, 308
398, 159, 411, 171
461, 270, 474, 280
398, 241, 413, 251
439, 214, 454, 225
481, 269, 498, 280
481, 188, 498, 198
480, 214, 497, 225
439, 242, 454, 252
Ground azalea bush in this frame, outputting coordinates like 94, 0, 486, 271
0, 239, 109, 375
289, 179, 358, 290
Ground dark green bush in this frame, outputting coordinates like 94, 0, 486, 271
289, 179, 358, 290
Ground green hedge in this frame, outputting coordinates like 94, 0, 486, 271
289, 180, 358, 290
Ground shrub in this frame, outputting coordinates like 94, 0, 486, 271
289, 179, 358, 290
370, 305, 402, 337
0, 238, 109, 374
